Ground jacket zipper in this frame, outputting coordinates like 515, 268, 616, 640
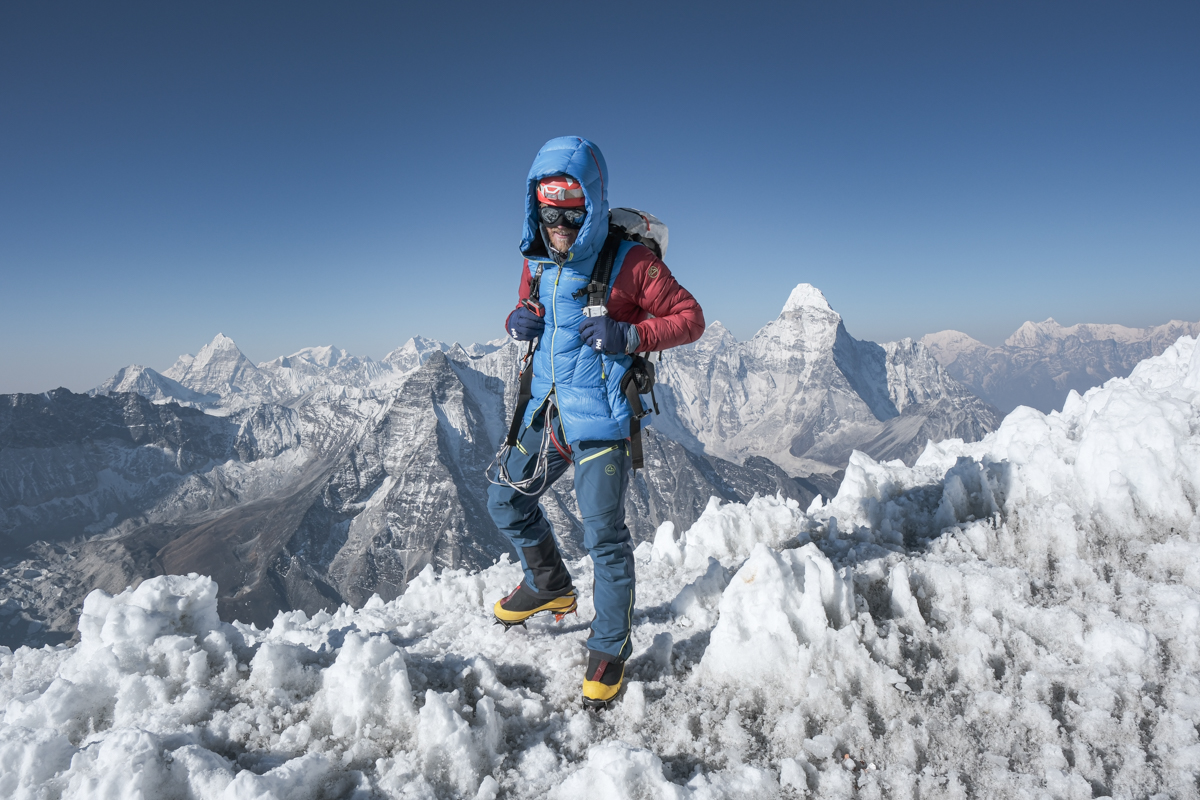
521, 260, 557, 437
548, 264, 568, 441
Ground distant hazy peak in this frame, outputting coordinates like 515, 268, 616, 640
693, 321, 738, 353
1004, 318, 1064, 349
267, 345, 359, 370
918, 330, 989, 365
1002, 318, 1200, 349
382, 335, 455, 370
781, 283, 834, 315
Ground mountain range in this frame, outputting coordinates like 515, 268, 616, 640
3, 284, 1194, 647
921, 317, 1200, 413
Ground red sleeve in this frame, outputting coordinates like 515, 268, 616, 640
608, 246, 705, 352
503, 260, 534, 335
517, 260, 532, 303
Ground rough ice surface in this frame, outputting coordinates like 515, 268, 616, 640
3, 337, 1200, 798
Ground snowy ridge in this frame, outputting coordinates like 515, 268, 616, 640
921, 316, 1200, 414
89, 365, 217, 407
4, 337, 1198, 797
99, 334, 465, 411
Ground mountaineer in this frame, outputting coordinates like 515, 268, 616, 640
486, 136, 704, 708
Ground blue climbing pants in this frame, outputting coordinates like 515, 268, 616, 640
487, 406, 635, 663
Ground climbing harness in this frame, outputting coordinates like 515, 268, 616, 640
487, 263, 563, 496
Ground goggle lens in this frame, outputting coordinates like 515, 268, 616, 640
538, 205, 587, 228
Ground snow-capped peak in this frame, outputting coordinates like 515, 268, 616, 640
918, 329, 989, 365
273, 345, 356, 369
692, 320, 738, 354
382, 336, 454, 371
201, 333, 241, 354
1003, 318, 1062, 349
166, 333, 269, 398
91, 364, 215, 406
781, 283, 835, 316
748, 283, 843, 357
190, 334, 251, 371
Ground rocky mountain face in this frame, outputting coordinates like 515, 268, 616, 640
0, 389, 300, 552
921, 317, 1200, 413
651, 284, 1000, 475
1, 346, 820, 647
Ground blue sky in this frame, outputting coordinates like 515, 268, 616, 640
2, 1, 1197, 393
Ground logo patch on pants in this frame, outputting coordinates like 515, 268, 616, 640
605, 464, 617, 475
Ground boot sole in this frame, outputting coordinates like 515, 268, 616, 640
493, 598, 578, 629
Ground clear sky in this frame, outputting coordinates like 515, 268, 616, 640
2, 1, 1197, 394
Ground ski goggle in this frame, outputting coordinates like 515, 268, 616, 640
538, 205, 587, 228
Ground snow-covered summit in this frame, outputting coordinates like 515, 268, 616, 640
757, 283, 842, 352
164, 333, 269, 398
916, 329, 988, 365
781, 282, 835, 315
382, 335, 456, 372
689, 320, 737, 354
90, 364, 216, 406
266, 345, 364, 370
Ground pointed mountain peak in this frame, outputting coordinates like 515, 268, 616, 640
193, 333, 251, 366
781, 284, 835, 316
694, 321, 738, 353
750, 283, 844, 356
207, 333, 240, 350
383, 336, 453, 370
1005, 318, 1064, 348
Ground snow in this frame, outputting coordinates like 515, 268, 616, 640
4, 336, 1200, 798
781, 283, 834, 315
1001, 318, 1200, 349
913, 330, 987, 367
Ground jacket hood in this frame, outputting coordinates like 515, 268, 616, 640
520, 136, 610, 262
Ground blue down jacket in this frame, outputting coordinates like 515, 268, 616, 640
518, 137, 639, 445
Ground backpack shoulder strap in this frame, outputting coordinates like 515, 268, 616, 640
573, 226, 624, 308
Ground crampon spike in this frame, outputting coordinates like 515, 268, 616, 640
493, 618, 526, 632
553, 609, 577, 622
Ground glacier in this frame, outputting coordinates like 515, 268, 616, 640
3, 334, 1198, 798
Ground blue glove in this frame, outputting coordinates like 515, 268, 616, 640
578, 315, 630, 355
507, 306, 545, 341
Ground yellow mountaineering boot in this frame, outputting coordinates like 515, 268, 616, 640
493, 581, 577, 629
582, 653, 625, 709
